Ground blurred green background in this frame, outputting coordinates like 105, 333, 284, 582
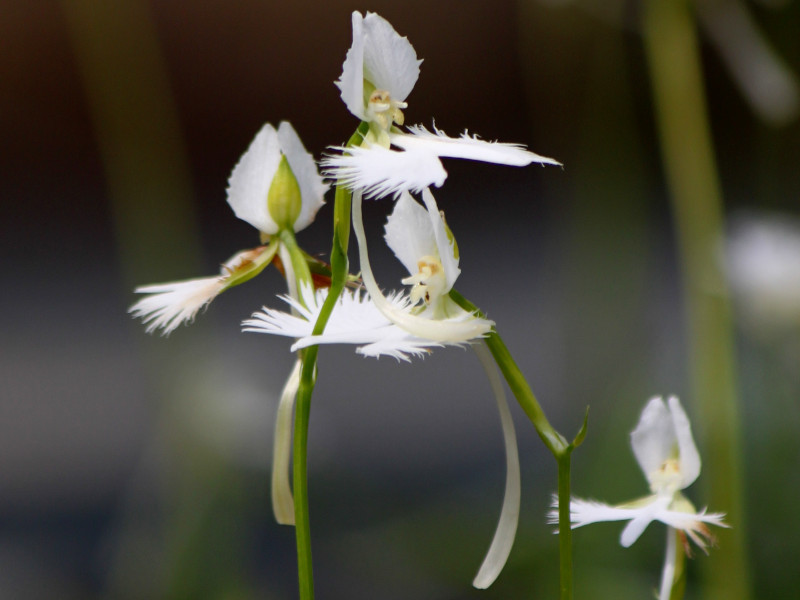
2, 0, 799, 598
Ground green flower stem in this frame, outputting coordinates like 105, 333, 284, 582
642, 2, 750, 598
292, 122, 368, 600
278, 230, 313, 289
450, 289, 586, 600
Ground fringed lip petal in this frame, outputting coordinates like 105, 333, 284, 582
393, 125, 561, 167
323, 125, 559, 199
130, 245, 278, 335
130, 277, 226, 335
471, 343, 520, 589
322, 144, 447, 199
271, 359, 302, 525
243, 286, 460, 362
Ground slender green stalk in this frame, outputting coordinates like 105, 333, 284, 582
291, 123, 368, 600
450, 289, 586, 600
642, 2, 751, 598
557, 453, 573, 600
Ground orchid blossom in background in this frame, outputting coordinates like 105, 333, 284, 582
245, 190, 519, 588
129, 121, 328, 335
551, 396, 727, 599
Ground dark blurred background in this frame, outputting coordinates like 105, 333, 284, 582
2, 1, 799, 598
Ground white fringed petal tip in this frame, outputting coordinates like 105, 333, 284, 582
130, 277, 226, 336
226, 122, 327, 234
323, 124, 560, 199
242, 285, 488, 362
549, 495, 727, 551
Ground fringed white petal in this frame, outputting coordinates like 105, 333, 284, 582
619, 495, 671, 547
272, 359, 301, 525
130, 246, 277, 335
277, 122, 328, 233
323, 125, 559, 199
322, 144, 447, 198
471, 343, 520, 589
393, 124, 561, 167
226, 123, 282, 233
549, 496, 644, 529
352, 190, 493, 342
130, 277, 225, 335
243, 286, 453, 362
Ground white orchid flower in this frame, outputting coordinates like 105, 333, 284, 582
243, 192, 520, 589
243, 191, 492, 354
130, 122, 327, 335
328, 11, 560, 198
550, 396, 727, 600
335, 11, 421, 147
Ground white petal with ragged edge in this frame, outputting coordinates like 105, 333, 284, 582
472, 343, 520, 589
393, 125, 561, 167
323, 144, 447, 198
277, 122, 328, 233
667, 396, 701, 489
619, 495, 671, 547
272, 359, 301, 525
384, 191, 440, 276
130, 276, 226, 335
226, 123, 282, 233
243, 286, 455, 362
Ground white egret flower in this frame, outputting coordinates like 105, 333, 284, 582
244, 193, 519, 588
327, 11, 560, 198
130, 122, 328, 335
550, 396, 727, 600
